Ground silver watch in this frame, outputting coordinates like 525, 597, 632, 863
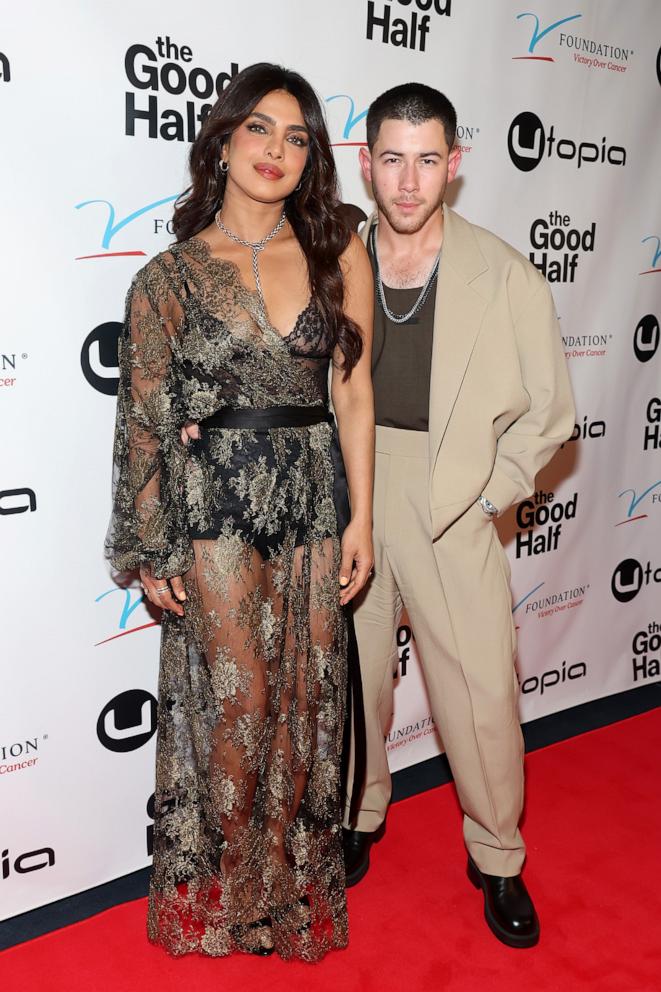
478, 495, 499, 517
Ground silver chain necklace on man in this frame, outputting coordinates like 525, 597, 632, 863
214, 209, 287, 315
370, 225, 440, 324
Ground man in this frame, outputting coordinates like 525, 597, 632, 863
342, 83, 575, 949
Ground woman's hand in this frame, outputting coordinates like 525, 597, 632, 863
140, 566, 187, 616
339, 518, 374, 606
180, 421, 200, 445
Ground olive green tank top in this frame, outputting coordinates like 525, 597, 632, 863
368, 239, 438, 432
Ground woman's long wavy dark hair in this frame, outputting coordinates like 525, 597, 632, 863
173, 63, 363, 376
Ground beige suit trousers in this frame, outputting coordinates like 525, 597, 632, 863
345, 426, 526, 876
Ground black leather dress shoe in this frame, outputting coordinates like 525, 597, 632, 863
467, 856, 540, 948
342, 826, 383, 887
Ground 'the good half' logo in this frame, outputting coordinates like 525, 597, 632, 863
515, 490, 577, 558
125, 36, 239, 142
631, 622, 661, 683
645, 398, 661, 451
365, 0, 452, 53
529, 211, 595, 282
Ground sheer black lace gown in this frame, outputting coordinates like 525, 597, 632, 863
106, 239, 349, 960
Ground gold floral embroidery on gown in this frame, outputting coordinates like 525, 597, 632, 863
106, 239, 349, 960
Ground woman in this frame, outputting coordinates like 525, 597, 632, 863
106, 63, 374, 961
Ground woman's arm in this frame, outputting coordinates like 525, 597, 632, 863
106, 260, 189, 615
331, 232, 375, 606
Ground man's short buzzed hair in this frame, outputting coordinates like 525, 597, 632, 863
366, 83, 457, 152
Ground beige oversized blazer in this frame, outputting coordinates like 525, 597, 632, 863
361, 204, 576, 540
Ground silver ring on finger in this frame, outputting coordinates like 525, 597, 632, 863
155, 586, 169, 595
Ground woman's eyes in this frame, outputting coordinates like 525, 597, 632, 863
246, 123, 307, 146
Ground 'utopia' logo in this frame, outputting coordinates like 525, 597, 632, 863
508, 111, 626, 172
610, 559, 661, 603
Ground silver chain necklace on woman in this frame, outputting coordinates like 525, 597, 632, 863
214, 209, 287, 314
370, 225, 440, 324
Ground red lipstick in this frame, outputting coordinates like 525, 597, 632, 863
254, 163, 284, 180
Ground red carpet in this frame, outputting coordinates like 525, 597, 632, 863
2, 710, 660, 992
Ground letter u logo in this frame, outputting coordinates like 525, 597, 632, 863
508, 112, 545, 171
634, 315, 659, 362
97, 690, 157, 752
104, 700, 153, 740
512, 123, 542, 159
611, 559, 642, 602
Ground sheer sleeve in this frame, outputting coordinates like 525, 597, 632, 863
105, 258, 193, 578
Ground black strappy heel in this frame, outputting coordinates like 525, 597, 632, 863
285, 896, 312, 936
291, 895, 312, 935
231, 916, 275, 956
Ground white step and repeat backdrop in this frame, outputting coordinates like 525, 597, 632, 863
1, 0, 660, 919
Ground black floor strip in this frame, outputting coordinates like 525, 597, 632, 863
0, 867, 151, 953
1, 683, 658, 952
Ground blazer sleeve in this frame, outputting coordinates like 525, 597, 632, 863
482, 280, 575, 516
105, 262, 193, 578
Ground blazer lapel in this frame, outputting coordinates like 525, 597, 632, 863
428, 205, 489, 477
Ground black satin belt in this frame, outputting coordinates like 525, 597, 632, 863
201, 405, 332, 431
